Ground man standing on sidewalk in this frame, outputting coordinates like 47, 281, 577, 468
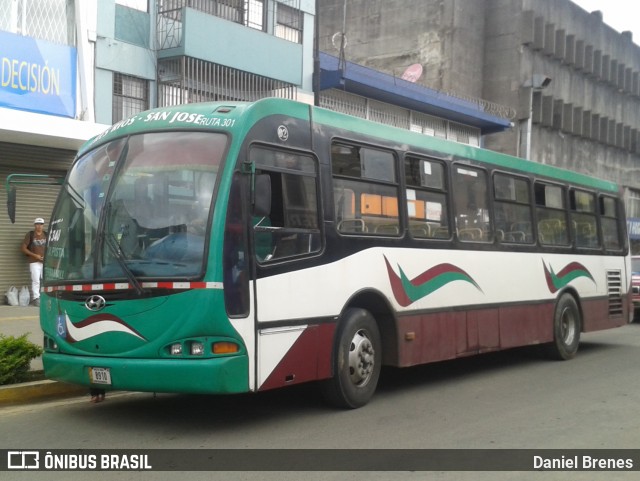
20, 217, 47, 307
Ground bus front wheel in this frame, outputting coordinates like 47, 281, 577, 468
321, 308, 381, 409
546, 293, 581, 360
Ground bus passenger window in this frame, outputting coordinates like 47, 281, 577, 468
600, 196, 621, 250
570, 190, 599, 248
332, 143, 399, 236
493, 173, 533, 244
404, 156, 449, 239
452, 165, 491, 242
535, 183, 569, 245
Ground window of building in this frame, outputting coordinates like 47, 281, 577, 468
275, 3, 303, 43
332, 143, 399, 235
245, 0, 265, 30
452, 165, 491, 242
404, 156, 450, 239
112, 73, 149, 123
534, 182, 569, 245
493, 173, 533, 243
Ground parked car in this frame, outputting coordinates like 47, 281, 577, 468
632, 256, 640, 321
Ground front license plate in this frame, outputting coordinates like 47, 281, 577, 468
89, 367, 112, 385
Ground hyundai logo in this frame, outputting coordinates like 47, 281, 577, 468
85, 295, 106, 312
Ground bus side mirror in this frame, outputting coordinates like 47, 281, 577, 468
7, 186, 16, 224
253, 174, 271, 217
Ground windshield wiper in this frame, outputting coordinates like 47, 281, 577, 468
102, 201, 145, 296
104, 233, 145, 296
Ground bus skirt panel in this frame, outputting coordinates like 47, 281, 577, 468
42, 352, 249, 394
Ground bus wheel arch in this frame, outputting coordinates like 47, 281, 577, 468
346, 290, 398, 365
321, 306, 382, 409
546, 290, 582, 360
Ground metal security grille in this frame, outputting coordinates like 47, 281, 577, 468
320, 89, 481, 146
449, 121, 479, 146
158, 57, 297, 106
369, 99, 410, 130
113, 73, 150, 123
0, 143, 74, 299
410, 110, 448, 138
0, 0, 75, 45
320, 88, 367, 118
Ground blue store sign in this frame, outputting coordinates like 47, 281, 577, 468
0, 30, 77, 118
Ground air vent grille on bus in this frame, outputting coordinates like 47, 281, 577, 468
607, 270, 623, 317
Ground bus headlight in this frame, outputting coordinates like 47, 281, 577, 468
163, 338, 242, 357
190, 341, 205, 356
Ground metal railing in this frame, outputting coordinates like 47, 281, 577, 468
157, 0, 302, 50
438, 88, 517, 121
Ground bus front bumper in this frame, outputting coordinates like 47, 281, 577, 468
42, 352, 249, 394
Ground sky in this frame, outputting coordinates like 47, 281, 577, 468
571, 0, 640, 45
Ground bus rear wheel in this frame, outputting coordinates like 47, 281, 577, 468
546, 293, 581, 360
321, 308, 381, 409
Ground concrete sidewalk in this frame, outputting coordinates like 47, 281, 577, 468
0, 304, 86, 405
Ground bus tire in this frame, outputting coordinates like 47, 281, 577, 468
546, 293, 581, 360
321, 308, 381, 409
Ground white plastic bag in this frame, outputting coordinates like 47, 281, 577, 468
18, 286, 30, 307
5, 286, 18, 306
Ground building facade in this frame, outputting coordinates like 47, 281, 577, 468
318, 0, 640, 249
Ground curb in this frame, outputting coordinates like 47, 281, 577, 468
0, 380, 87, 406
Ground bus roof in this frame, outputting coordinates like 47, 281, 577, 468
80, 98, 619, 194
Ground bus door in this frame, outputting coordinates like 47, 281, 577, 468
248, 147, 323, 391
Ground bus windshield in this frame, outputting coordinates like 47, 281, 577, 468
44, 131, 227, 283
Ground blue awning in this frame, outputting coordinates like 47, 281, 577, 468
319, 52, 512, 135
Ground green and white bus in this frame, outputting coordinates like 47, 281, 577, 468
30, 98, 631, 408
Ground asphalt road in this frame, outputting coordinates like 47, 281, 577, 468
1, 322, 639, 481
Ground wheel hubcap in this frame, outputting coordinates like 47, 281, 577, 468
348, 329, 375, 387
560, 307, 576, 345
